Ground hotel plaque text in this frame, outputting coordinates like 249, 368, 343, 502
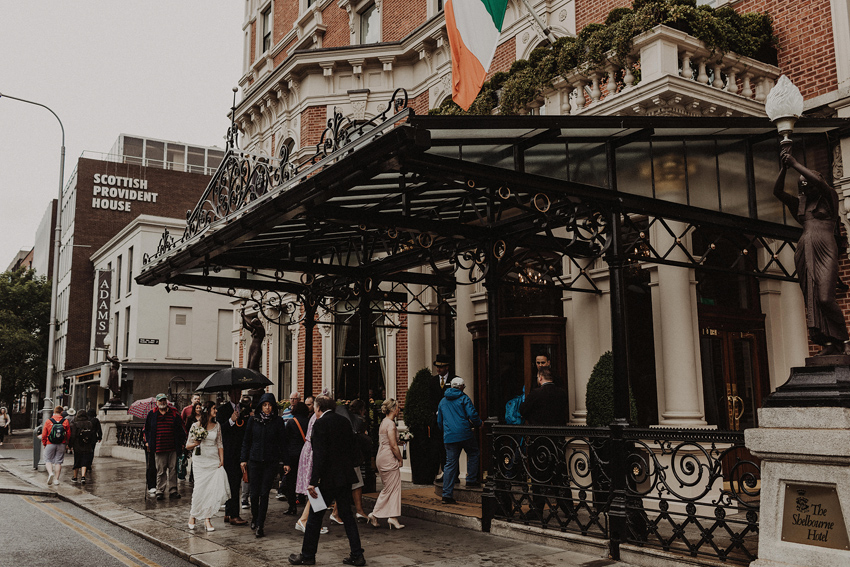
781, 483, 849, 550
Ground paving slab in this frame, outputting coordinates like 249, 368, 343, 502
0, 453, 627, 567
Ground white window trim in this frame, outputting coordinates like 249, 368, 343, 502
258, 0, 273, 57
338, 0, 381, 44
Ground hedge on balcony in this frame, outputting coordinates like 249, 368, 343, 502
430, 0, 777, 116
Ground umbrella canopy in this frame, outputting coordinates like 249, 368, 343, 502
195, 367, 273, 393
128, 397, 177, 419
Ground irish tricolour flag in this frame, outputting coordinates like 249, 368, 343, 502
445, 0, 509, 110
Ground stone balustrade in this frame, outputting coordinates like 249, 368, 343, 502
540, 25, 781, 118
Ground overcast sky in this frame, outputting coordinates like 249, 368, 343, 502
0, 1, 244, 271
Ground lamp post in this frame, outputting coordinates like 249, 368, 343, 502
0, 92, 65, 471
764, 75, 805, 145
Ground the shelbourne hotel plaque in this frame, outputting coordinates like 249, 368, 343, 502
781, 483, 849, 550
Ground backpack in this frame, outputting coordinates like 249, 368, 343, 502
48, 417, 67, 444
504, 389, 525, 425
78, 421, 94, 446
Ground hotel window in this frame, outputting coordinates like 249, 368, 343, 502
261, 7, 272, 53
359, 3, 379, 44
127, 247, 133, 294
116, 255, 123, 298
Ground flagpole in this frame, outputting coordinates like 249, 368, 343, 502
519, 0, 556, 45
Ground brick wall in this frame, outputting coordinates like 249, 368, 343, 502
251, 21, 257, 65
275, 0, 298, 49
735, 0, 837, 100
575, 0, 628, 31
396, 312, 409, 408
63, 158, 212, 370
486, 36, 516, 80
322, 4, 351, 49
301, 105, 328, 149
407, 90, 430, 115
383, 0, 427, 42
273, 37, 295, 67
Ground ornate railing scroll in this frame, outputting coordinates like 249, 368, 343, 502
116, 423, 145, 450
491, 425, 612, 538
491, 425, 760, 564
622, 428, 760, 564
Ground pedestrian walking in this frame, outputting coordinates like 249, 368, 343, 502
217, 389, 251, 527
0, 407, 10, 445
186, 401, 230, 532
240, 392, 288, 537
367, 398, 405, 529
283, 401, 310, 516
41, 405, 70, 486
70, 410, 98, 484
437, 377, 482, 504
288, 395, 365, 566
143, 393, 186, 500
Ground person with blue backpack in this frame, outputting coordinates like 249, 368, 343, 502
41, 405, 70, 486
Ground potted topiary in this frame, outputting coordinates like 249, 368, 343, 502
403, 367, 439, 484
585, 351, 647, 540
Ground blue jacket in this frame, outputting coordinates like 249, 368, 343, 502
437, 388, 482, 443
240, 393, 288, 464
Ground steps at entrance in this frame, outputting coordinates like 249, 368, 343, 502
433, 479, 482, 503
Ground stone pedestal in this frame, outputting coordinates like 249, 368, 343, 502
94, 410, 134, 458
746, 404, 850, 567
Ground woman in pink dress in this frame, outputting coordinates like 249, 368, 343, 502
293, 392, 330, 534
367, 398, 404, 529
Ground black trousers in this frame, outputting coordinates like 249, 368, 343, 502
301, 485, 363, 560
248, 460, 277, 528
224, 460, 243, 518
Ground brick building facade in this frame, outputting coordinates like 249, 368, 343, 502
219, 0, 850, 434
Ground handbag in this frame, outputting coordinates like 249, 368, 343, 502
242, 468, 249, 484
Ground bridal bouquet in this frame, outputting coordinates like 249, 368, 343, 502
191, 425, 208, 455
398, 429, 413, 460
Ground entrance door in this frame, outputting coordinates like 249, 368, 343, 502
699, 329, 765, 431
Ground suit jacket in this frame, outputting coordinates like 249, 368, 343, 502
428, 373, 452, 426
217, 401, 248, 463
519, 382, 569, 426
309, 411, 358, 490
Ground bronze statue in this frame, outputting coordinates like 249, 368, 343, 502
241, 309, 266, 373
106, 353, 122, 401
773, 150, 849, 355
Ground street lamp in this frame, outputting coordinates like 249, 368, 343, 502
764, 75, 804, 144
0, 92, 65, 470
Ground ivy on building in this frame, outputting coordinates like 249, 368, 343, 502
430, 0, 777, 116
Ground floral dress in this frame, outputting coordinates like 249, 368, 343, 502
295, 414, 317, 494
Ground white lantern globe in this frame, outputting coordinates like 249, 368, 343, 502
764, 75, 804, 142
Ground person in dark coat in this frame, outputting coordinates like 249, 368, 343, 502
519, 367, 569, 426
143, 394, 186, 500
283, 401, 310, 515
289, 395, 365, 566
70, 410, 98, 483
429, 354, 453, 481
240, 392, 288, 537
218, 388, 251, 526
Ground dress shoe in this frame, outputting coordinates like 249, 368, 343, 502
342, 554, 367, 566
442, 497, 456, 504
156, 493, 165, 501
169, 491, 181, 499
230, 517, 248, 526
366, 513, 379, 527
284, 507, 298, 516
224, 516, 231, 523
255, 527, 265, 537
288, 553, 316, 565
251, 521, 257, 530
330, 514, 344, 525
188, 522, 196, 530
356, 513, 369, 522
387, 518, 405, 530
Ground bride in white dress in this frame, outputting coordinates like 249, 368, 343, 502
185, 401, 230, 532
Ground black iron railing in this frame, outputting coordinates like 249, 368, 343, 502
116, 423, 145, 450
486, 424, 759, 565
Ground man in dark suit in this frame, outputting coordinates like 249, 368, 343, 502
519, 367, 568, 426
430, 354, 453, 481
289, 396, 365, 566
218, 388, 250, 526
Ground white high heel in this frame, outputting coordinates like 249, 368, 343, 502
387, 518, 405, 530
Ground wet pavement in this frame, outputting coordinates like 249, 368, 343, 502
0, 431, 621, 567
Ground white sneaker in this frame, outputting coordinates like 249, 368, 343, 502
47, 473, 55, 485
53, 479, 61, 486
148, 488, 157, 495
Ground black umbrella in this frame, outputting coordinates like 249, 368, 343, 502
195, 367, 273, 392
